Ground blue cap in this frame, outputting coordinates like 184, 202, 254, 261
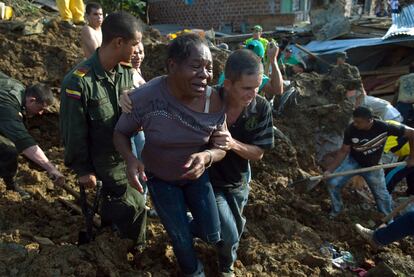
245, 40, 265, 58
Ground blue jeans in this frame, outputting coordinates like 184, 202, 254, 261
327, 155, 393, 216
131, 131, 147, 197
131, 131, 145, 161
147, 171, 221, 275
215, 181, 250, 272
374, 211, 414, 245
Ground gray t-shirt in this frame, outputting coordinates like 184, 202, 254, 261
115, 76, 225, 181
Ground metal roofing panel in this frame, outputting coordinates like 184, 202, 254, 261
305, 37, 414, 55
383, 4, 414, 39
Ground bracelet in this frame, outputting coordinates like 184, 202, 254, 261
205, 150, 214, 168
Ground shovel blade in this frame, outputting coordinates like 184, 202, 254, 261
289, 178, 322, 193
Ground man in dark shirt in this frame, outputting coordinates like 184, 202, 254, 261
0, 71, 64, 199
325, 106, 414, 218
210, 49, 276, 276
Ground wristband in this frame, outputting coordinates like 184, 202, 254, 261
205, 150, 214, 168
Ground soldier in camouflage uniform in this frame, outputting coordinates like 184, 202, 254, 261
59, 11, 146, 244
0, 71, 64, 199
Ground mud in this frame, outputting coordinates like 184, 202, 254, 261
0, 13, 413, 277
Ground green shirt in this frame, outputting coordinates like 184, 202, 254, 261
59, 50, 134, 176
0, 71, 37, 152
278, 54, 299, 66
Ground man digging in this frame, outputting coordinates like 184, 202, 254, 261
324, 106, 414, 218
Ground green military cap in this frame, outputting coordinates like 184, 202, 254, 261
336, 51, 348, 59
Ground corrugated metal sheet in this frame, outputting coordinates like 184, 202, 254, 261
303, 36, 414, 71
383, 4, 414, 39
305, 36, 414, 55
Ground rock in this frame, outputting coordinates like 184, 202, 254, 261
25, 242, 40, 253
33, 236, 55, 246
366, 262, 398, 277
250, 264, 263, 272
300, 253, 330, 268
362, 258, 376, 269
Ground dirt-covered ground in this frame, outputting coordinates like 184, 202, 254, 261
0, 12, 413, 277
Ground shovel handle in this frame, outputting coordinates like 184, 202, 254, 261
315, 161, 407, 181
382, 195, 414, 224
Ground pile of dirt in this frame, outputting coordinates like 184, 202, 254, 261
0, 19, 82, 87
271, 64, 358, 172
1, 14, 413, 277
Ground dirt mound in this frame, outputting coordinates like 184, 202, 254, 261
0, 14, 413, 277
271, 64, 356, 172
0, 19, 82, 87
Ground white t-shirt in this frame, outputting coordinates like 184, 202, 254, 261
363, 95, 402, 122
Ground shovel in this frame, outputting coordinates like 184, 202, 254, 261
290, 161, 407, 192
380, 194, 414, 226
78, 180, 102, 245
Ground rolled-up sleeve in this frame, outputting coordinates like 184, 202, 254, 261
0, 115, 36, 152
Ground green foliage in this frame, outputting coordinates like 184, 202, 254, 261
97, 0, 147, 18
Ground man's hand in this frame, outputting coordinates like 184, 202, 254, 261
79, 173, 97, 189
212, 129, 234, 151
126, 157, 146, 193
181, 151, 210, 180
267, 44, 279, 62
120, 89, 133, 113
48, 168, 65, 186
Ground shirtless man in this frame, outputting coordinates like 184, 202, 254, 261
80, 2, 103, 58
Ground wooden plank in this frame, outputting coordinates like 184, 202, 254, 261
375, 73, 404, 79
369, 87, 396, 95
216, 30, 276, 43
374, 80, 397, 90
360, 65, 409, 76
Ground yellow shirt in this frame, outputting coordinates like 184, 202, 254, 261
384, 120, 410, 157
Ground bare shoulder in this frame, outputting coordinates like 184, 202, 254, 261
81, 25, 94, 37
209, 87, 224, 113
